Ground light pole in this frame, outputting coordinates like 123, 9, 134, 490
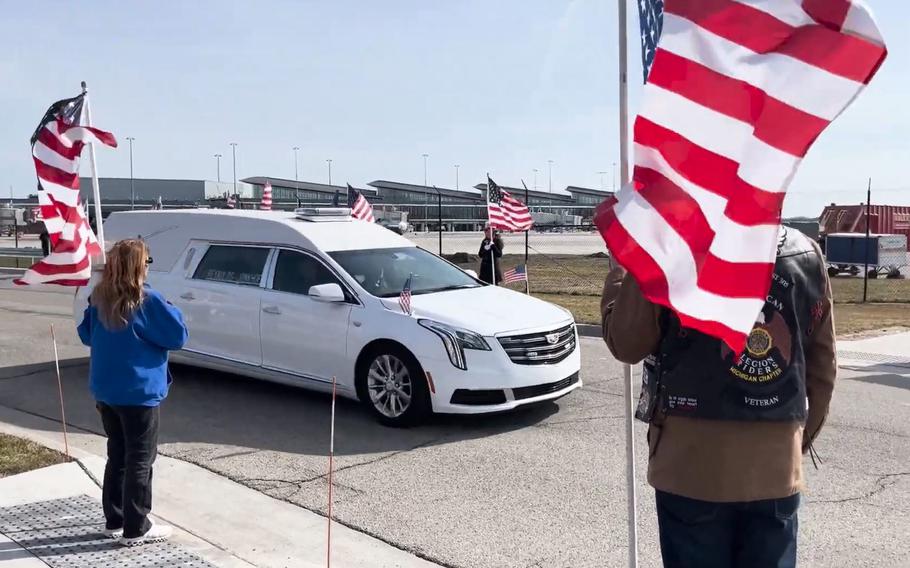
454, 164, 460, 190
597, 171, 608, 191
293, 146, 300, 205
326, 159, 332, 185
547, 160, 554, 193
533, 168, 539, 190
126, 137, 135, 209
230, 143, 238, 207
214, 154, 222, 182
422, 153, 429, 231
612, 162, 617, 191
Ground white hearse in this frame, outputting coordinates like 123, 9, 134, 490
75, 208, 582, 426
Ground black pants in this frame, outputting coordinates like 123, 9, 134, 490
96, 403, 160, 538
656, 490, 799, 568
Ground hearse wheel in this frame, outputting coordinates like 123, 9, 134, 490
358, 345, 430, 427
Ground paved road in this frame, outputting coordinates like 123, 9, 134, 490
0, 282, 907, 567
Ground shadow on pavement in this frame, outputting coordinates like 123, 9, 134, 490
0, 358, 559, 457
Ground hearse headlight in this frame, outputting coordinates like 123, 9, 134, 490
418, 320, 490, 370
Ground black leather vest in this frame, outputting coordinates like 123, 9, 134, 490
635, 229, 826, 423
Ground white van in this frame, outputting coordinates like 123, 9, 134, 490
75, 209, 582, 426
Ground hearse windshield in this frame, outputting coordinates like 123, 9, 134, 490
329, 247, 481, 298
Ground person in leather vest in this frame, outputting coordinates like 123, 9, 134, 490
601, 228, 836, 568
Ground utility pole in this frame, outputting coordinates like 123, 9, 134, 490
230, 143, 238, 208
533, 169, 539, 191
326, 159, 333, 185
597, 171, 608, 191
547, 160, 554, 193
454, 164, 460, 190
422, 153, 429, 231
293, 146, 300, 206
126, 137, 135, 210
863, 178, 872, 303
612, 161, 617, 191
214, 154, 222, 182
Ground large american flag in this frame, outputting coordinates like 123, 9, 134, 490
347, 184, 375, 222
486, 177, 533, 232
260, 181, 272, 211
596, 0, 887, 351
16, 93, 117, 286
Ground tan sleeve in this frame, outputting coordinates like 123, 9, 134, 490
601, 268, 663, 364
803, 243, 837, 452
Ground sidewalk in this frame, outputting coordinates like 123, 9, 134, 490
837, 330, 910, 372
0, 406, 441, 568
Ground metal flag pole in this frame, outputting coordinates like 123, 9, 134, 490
81, 81, 106, 262
486, 176, 496, 286
326, 375, 337, 568
50, 324, 71, 460
520, 179, 530, 266
618, 1, 639, 566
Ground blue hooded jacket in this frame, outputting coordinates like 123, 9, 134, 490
77, 286, 188, 407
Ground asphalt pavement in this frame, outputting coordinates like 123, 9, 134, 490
0, 281, 907, 567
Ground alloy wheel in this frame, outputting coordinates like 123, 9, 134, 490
366, 354, 413, 418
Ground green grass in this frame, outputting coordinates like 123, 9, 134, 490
0, 433, 66, 478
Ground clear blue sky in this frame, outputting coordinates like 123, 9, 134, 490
1, 0, 907, 216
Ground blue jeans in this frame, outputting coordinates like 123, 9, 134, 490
656, 490, 799, 568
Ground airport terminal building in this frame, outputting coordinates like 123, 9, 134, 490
61, 175, 614, 230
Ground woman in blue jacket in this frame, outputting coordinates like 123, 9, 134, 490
77, 239, 187, 547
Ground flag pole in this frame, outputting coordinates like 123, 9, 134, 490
81, 81, 106, 263
326, 375, 337, 568
617, 2, 639, 567
50, 324, 71, 460
486, 176, 496, 286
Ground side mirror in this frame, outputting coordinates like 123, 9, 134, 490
464, 269, 479, 279
308, 283, 346, 303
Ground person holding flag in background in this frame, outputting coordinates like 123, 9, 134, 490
599, 0, 887, 566
477, 223, 503, 285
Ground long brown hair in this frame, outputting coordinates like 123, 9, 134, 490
91, 239, 149, 330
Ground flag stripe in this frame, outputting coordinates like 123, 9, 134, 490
648, 50, 829, 157
634, 119, 784, 225
801, 0, 850, 29
660, 13, 860, 120
37, 127, 84, 160
668, 0, 885, 83
33, 158, 79, 188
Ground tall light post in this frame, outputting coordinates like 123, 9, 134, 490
422, 153, 429, 231
229, 143, 238, 206
454, 164, 460, 190
214, 154, 222, 182
533, 168, 539, 190
326, 159, 332, 185
547, 160, 554, 193
293, 146, 300, 205
126, 137, 135, 209
597, 171, 608, 191
612, 161, 617, 191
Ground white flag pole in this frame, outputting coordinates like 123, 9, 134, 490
486, 176, 497, 286
617, 2, 639, 567
81, 81, 106, 263
326, 375, 337, 568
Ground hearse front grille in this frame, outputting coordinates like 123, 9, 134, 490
497, 324, 577, 366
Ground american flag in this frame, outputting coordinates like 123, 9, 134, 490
347, 184, 375, 222
398, 274, 413, 315
486, 177, 533, 232
638, 0, 665, 83
503, 264, 528, 284
260, 181, 273, 211
15, 93, 117, 286
595, 0, 887, 352
226, 194, 236, 209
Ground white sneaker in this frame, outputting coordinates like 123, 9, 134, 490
101, 527, 123, 539
119, 522, 172, 547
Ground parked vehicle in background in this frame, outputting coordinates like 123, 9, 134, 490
824, 233, 908, 278
73, 208, 581, 426
819, 204, 910, 249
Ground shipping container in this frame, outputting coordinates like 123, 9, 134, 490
819, 204, 910, 250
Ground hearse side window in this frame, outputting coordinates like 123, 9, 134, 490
272, 250, 344, 297
192, 245, 270, 286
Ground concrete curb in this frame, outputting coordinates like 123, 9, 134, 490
576, 323, 601, 338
